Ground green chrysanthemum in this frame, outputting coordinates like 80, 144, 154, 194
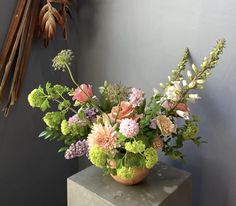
117, 166, 134, 179
89, 146, 107, 168
125, 140, 145, 154
61, 120, 70, 135
144, 147, 158, 169
183, 122, 199, 140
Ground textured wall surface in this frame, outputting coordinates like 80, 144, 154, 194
73, 0, 236, 206
0, 1, 80, 206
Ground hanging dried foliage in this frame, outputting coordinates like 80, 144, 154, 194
39, 0, 72, 47
0, 0, 72, 116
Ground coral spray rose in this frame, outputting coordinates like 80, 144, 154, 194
73, 84, 93, 103
110, 101, 134, 122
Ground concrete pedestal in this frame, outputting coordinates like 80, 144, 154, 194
67, 162, 192, 206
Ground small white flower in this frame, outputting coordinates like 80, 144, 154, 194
182, 80, 187, 87
187, 70, 192, 77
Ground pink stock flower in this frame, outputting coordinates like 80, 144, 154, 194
73, 84, 93, 103
129, 88, 144, 107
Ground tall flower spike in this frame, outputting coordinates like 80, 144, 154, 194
52, 49, 74, 71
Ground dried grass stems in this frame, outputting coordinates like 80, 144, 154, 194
0, 0, 72, 116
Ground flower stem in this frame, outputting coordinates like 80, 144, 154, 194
65, 63, 79, 87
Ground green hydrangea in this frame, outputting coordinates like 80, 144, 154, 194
183, 122, 199, 140
144, 147, 158, 169
125, 140, 146, 154
61, 120, 70, 135
28, 87, 49, 111
126, 153, 146, 168
43, 112, 64, 129
117, 166, 134, 179
89, 146, 107, 168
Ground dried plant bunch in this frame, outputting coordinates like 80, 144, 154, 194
39, 0, 72, 47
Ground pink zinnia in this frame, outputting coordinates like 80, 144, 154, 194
129, 88, 144, 107
119, 118, 139, 138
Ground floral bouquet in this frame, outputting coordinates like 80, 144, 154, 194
28, 39, 225, 184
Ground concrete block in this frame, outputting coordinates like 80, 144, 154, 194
67, 162, 192, 206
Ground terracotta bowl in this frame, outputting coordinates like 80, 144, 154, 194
111, 167, 150, 185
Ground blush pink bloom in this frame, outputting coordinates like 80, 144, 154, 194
119, 118, 139, 138
161, 100, 176, 110
176, 103, 190, 120
73, 84, 93, 103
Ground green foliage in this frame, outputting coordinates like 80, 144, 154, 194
125, 140, 146, 154
38, 127, 74, 152
28, 83, 72, 112
140, 95, 161, 129
183, 122, 199, 140
99, 81, 130, 112
144, 147, 158, 169
89, 146, 107, 168
117, 166, 134, 179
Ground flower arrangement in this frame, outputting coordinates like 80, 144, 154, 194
28, 39, 225, 181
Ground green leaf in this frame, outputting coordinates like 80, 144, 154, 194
38, 130, 48, 138
117, 132, 126, 143
40, 99, 50, 112
58, 147, 68, 153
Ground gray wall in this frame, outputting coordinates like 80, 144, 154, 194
74, 0, 236, 206
0, 1, 81, 206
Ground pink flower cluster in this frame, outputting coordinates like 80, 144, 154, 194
129, 88, 144, 107
119, 118, 139, 138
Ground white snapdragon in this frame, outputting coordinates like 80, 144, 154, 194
176, 110, 190, 120
165, 81, 181, 102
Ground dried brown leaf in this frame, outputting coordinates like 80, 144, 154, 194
39, 2, 64, 47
